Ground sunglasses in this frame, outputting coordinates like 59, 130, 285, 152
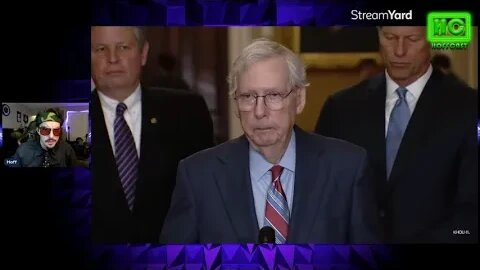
39, 127, 62, 136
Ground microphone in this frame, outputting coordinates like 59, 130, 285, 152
258, 226, 275, 243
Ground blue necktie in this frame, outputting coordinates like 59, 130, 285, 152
386, 88, 410, 179
114, 102, 139, 211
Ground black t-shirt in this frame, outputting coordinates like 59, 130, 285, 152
11, 140, 77, 167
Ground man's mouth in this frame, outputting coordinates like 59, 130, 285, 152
106, 70, 125, 75
255, 127, 272, 131
391, 62, 409, 68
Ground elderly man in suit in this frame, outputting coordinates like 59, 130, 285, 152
160, 38, 379, 244
91, 26, 215, 243
315, 26, 478, 243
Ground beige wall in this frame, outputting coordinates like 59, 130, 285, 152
296, 69, 367, 132
227, 28, 251, 139
432, 26, 478, 89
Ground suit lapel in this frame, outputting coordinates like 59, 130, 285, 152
91, 90, 130, 209
91, 90, 122, 183
288, 127, 329, 242
387, 70, 443, 190
214, 136, 258, 242
138, 88, 166, 173
136, 88, 170, 204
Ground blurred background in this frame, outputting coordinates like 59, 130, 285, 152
93, 26, 478, 144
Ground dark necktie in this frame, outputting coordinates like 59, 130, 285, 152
386, 87, 410, 179
114, 102, 139, 211
264, 165, 289, 243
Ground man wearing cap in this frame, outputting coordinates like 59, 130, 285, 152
11, 109, 77, 167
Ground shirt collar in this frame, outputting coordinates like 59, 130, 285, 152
97, 84, 142, 112
249, 130, 296, 181
386, 64, 433, 99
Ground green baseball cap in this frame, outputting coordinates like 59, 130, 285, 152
35, 111, 63, 125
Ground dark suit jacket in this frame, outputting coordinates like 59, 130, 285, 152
160, 127, 379, 243
315, 69, 478, 243
91, 87, 215, 243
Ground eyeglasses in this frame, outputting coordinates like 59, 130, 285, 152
234, 88, 296, 111
39, 127, 61, 136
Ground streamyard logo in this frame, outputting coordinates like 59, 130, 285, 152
427, 12, 472, 50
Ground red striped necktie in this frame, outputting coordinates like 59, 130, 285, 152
264, 165, 289, 243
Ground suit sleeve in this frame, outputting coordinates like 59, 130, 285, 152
421, 126, 478, 243
350, 150, 381, 243
160, 159, 198, 243
314, 95, 336, 137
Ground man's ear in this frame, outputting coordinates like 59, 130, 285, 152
141, 41, 150, 66
296, 88, 306, 115
233, 101, 240, 118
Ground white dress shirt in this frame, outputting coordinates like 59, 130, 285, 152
97, 85, 142, 158
384, 65, 433, 136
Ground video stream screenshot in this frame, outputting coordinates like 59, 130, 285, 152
90, 25, 478, 245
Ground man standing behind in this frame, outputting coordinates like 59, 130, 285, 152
91, 26, 214, 243
315, 26, 477, 243
160, 38, 379, 244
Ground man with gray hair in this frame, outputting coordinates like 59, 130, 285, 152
91, 26, 215, 243
160, 38, 379, 243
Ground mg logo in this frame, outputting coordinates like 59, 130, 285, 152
427, 11, 472, 50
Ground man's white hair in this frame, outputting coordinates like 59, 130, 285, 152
132, 26, 146, 48
227, 38, 309, 95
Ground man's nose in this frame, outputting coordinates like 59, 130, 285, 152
107, 49, 119, 63
254, 97, 267, 118
394, 40, 406, 57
